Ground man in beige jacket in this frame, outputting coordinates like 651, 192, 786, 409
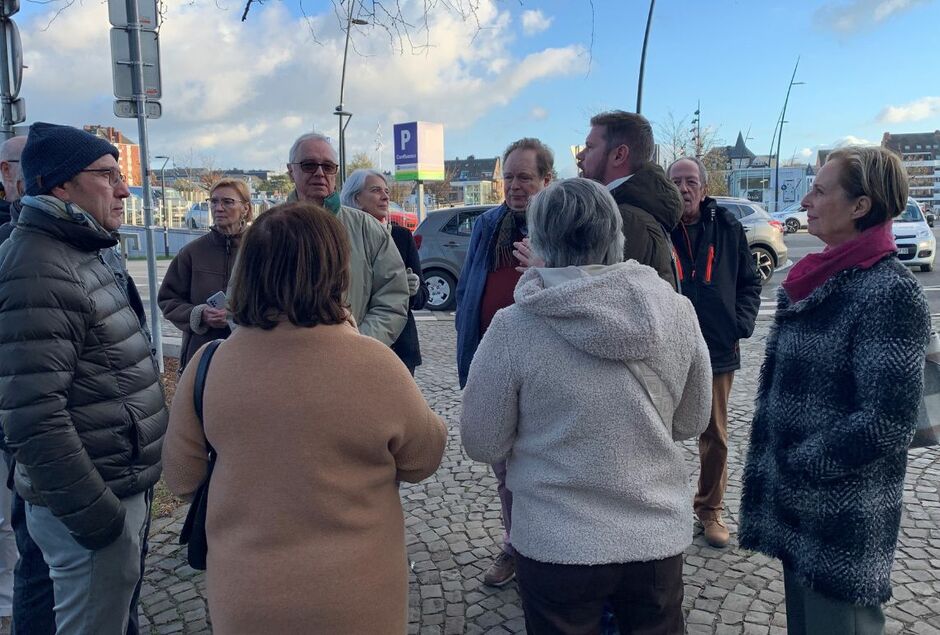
287, 132, 409, 346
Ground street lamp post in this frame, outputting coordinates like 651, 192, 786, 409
335, 8, 369, 188
636, 0, 656, 114
155, 155, 170, 257
772, 57, 804, 213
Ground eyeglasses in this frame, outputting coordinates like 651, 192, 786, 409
207, 197, 246, 208
290, 161, 339, 175
81, 168, 125, 186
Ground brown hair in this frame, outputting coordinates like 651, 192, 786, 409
502, 137, 555, 179
826, 146, 909, 231
229, 202, 350, 330
589, 110, 654, 171
210, 178, 254, 223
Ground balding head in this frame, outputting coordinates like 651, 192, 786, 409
1, 136, 27, 201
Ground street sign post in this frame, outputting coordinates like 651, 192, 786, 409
108, 0, 163, 369
0, 0, 23, 139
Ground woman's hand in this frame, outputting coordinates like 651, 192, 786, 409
202, 307, 229, 329
513, 237, 545, 272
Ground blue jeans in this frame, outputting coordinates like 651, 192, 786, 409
10, 488, 55, 635
26, 491, 149, 635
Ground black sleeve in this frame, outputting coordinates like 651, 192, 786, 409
394, 225, 428, 311
734, 223, 762, 339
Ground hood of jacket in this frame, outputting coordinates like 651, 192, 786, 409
610, 162, 683, 232
513, 261, 681, 362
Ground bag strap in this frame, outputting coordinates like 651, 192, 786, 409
194, 340, 223, 423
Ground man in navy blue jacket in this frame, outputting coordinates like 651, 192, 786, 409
668, 157, 761, 548
455, 137, 553, 586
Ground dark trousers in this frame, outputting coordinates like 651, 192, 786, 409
784, 567, 885, 635
515, 552, 685, 635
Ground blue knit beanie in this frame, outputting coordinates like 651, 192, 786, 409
22, 122, 120, 196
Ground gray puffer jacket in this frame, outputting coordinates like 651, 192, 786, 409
0, 196, 168, 550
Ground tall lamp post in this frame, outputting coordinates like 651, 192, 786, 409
772, 57, 804, 213
155, 155, 170, 257
335, 7, 369, 188
636, 0, 656, 114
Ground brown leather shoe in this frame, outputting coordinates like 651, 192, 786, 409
703, 518, 730, 548
483, 551, 515, 587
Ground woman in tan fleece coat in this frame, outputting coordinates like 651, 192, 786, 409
163, 202, 447, 634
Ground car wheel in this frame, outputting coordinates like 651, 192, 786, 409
785, 218, 801, 234
424, 270, 457, 311
751, 246, 775, 285
921, 262, 934, 273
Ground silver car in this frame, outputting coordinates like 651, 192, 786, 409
713, 197, 789, 285
414, 205, 490, 310
771, 202, 808, 234
893, 198, 936, 272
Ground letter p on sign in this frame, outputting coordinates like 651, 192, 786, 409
400, 129, 411, 148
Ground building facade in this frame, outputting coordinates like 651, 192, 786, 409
84, 125, 142, 186
442, 156, 502, 206
882, 131, 940, 212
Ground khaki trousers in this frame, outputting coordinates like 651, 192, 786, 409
694, 371, 734, 521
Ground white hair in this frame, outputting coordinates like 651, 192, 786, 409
288, 132, 338, 164
527, 178, 624, 267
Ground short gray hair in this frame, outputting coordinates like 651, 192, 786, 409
667, 156, 708, 186
340, 168, 387, 209
288, 132, 337, 164
527, 178, 624, 267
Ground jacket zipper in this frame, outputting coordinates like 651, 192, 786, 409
679, 223, 696, 279
672, 247, 685, 281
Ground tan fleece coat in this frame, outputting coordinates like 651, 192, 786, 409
163, 321, 447, 634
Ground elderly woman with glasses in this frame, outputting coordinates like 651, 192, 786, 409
460, 177, 712, 633
158, 178, 253, 370
340, 169, 428, 374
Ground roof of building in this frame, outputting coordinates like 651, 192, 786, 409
729, 132, 756, 160
445, 156, 500, 181
882, 130, 940, 153
83, 125, 136, 145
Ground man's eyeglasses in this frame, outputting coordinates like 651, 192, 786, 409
81, 168, 126, 186
206, 197, 246, 208
290, 161, 339, 175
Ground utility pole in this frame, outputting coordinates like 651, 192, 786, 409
690, 101, 701, 158
0, 0, 25, 140
636, 0, 656, 114
156, 155, 170, 257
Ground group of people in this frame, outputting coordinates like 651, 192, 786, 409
0, 112, 930, 635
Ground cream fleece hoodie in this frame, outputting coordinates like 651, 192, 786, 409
460, 261, 712, 564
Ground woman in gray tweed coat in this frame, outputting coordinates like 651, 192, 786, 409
740, 146, 930, 635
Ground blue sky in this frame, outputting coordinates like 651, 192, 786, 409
14, 0, 940, 178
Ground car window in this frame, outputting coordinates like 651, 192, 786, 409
721, 203, 745, 219
897, 202, 923, 223
442, 210, 483, 236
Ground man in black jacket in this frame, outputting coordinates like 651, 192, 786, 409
668, 157, 761, 548
576, 111, 682, 289
0, 123, 167, 633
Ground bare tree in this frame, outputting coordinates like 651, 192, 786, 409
422, 165, 458, 208
655, 111, 692, 167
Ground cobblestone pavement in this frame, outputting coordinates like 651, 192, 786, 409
140, 318, 940, 634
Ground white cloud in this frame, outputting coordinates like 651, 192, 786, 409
799, 148, 813, 158
530, 106, 549, 121
814, 0, 932, 33
877, 96, 940, 123
833, 135, 876, 147
18, 0, 586, 169
521, 9, 553, 35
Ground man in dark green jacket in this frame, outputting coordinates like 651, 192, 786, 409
0, 122, 167, 633
577, 110, 683, 289
668, 157, 761, 548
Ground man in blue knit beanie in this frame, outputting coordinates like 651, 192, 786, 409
0, 122, 167, 634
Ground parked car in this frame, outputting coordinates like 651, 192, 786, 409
388, 202, 419, 232
414, 205, 490, 310
893, 198, 936, 272
184, 201, 210, 229
771, 202, 808, 234
714, 197, 788, 285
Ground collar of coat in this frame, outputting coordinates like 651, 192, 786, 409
17, 195, 118, 252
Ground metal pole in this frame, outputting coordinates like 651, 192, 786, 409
636, 0, 656, 114
157, 155, 169, 256
0, 18, 14, 140
774, 57, 801, 214
125, 0, 162, 371
416, 180, 425, 224
336, 2, 353, 186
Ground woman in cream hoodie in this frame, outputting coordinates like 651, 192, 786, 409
461, 178, 711, 634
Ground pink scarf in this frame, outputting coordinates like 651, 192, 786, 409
782, 222, 896, 303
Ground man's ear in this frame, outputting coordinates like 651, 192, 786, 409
286, 164, 296, 185
51, 183, 71, 202
611, 145, 631, 169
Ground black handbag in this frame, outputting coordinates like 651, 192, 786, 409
178, 339, 223, 570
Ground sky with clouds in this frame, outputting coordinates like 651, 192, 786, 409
12, 0, 940, 178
